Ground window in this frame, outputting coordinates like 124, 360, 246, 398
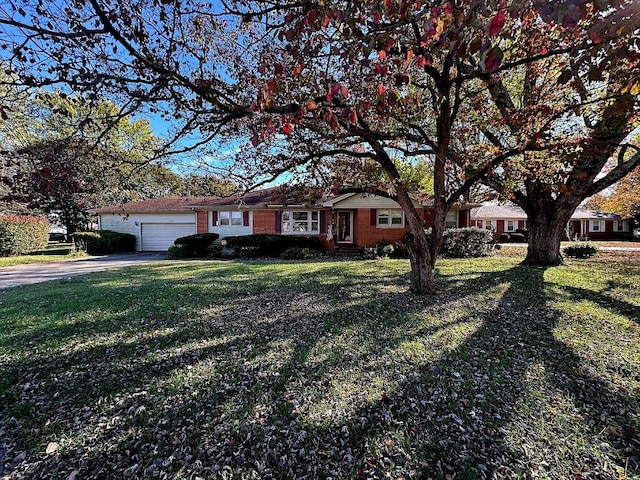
614, 220, 628, 232
218, 211, 242, 226
588, 220, 605, 232
282, 210, 319, 233
445, 211, 457, 229
484, 220, 494, 230
505, 220, 516, 232
377, 209, 404, 227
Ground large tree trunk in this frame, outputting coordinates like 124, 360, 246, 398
405, 227, 436, 294
394, 182, 436, 294
523, 207, 574, 266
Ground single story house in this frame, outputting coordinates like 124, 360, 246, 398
91, 196, 211, 251
470, 205, 633, 240
92, 187, 476, 252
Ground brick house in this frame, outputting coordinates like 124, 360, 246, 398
470, 205, 633, 240
93, 187, 476, 252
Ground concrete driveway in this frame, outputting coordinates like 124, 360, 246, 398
0, 253, 167, 289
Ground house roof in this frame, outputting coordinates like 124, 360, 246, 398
185, 187, 311, 209
571, 208, 623, 220
471, 205, 527, 220
471, 205, 625, 221
91, 197, 212, 214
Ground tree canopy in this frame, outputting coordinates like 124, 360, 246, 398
1, 0, 639, 291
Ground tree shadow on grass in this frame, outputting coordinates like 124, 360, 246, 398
1, 259, 638, 478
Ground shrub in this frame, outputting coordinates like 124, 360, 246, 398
238, 246, 262, 258
173, 233, 220, 257
499, 233, 511, 243
510, 232, 525, 243
207, 243, 223, 258
0, 215, 49, 256
73, 230, 136, 254
376, 241, 394, 258
563, 243, 599, 259
389, 241, 410, 259
223, 234, 323, 257
167, 244, 192, 259
515, 228, 528, 241
441, 227, 494, 258
280, 247, 320, 260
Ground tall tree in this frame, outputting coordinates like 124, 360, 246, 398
1, 1, 638, 291
473, 30, 640, 264
586, 165, 640, 222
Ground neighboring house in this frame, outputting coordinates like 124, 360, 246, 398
469, 205, 527, 236
92, 187, 476, 252
470, 205, 633, 240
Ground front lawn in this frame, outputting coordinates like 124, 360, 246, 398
0, 257, 638, 478
0, 247, 84, 267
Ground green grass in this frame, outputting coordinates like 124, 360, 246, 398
0, 257, 638, 479
0, 248, 85, 267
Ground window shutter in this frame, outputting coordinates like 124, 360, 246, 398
320, 210, 327, 233
370, 209, 377, 225
243, 211, 250, 227
275, 211, 282, 233
212, 211, 218, 226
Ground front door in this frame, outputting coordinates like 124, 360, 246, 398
336, 211, 353, 243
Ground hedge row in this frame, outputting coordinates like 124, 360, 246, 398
73, 230, 136, 254
222, 234, 323, 257
167, 233, 220, 259
0, 215, 49, 256
441, 227, 494, 257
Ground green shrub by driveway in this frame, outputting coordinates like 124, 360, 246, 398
0, 215, 49, 256
73, 230, 136, 254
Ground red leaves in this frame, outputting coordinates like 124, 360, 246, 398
488, 9, 506, 37
274, 63, 284, 75
292, 64, 304, 76
482, 46, 503, 72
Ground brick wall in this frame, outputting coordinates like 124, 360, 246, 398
351, 210, 409, 247
253, 210, 277, 234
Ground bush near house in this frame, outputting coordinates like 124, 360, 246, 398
510, 232, 525, 243
73, 230, 136, 254
499, 233, 511, 243
441, 227, 494, 258
563, 243, 599, 259
376, 240, 410, 259
223, 234, 323, 257
167, 244, 192, 259
172, 233, 220, 258
0, 215, 49, 256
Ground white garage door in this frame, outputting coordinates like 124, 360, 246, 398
141, 223, 196, 251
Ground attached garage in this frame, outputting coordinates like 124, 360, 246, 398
91, 197, 211, 252
140, 223, 195, 251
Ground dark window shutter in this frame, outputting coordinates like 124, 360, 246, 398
212, 211, 218, 226
370, 208, 377, 225
243, 211, 249, 227
320, 210, 327, 233
275, 211, 282, 233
